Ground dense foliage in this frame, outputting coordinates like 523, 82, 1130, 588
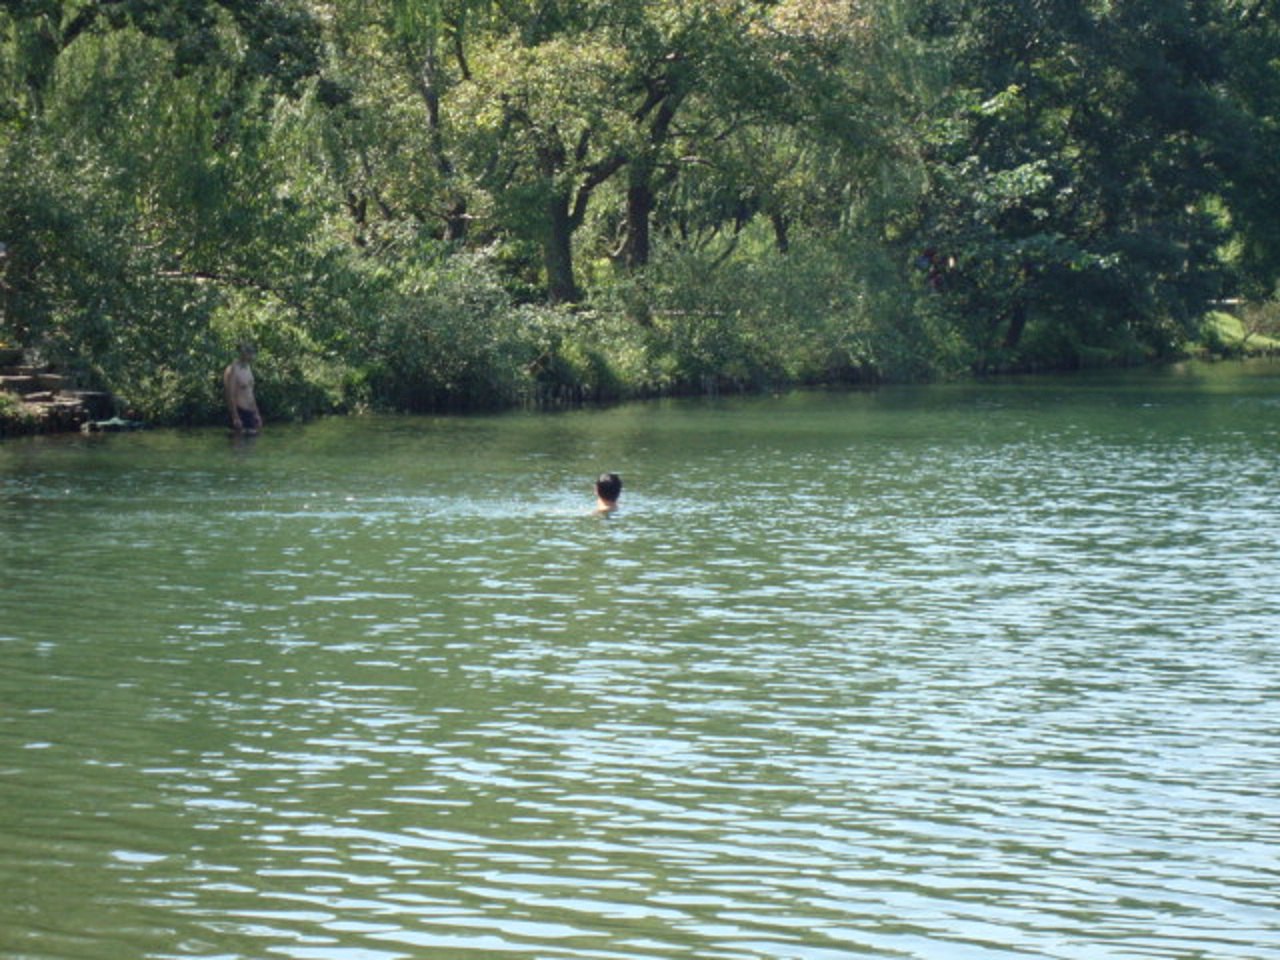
1, 0, 1277, 422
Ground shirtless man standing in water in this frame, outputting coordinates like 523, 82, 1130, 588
223, 343, 263, 434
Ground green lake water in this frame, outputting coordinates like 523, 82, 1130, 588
2, 360, 1278, 959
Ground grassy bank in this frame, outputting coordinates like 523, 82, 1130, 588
1199, 308, 1280, 358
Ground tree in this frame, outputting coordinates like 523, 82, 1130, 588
1214, 0, 1280, 297
0, 0, 335, 416
909, 0, 1234, 369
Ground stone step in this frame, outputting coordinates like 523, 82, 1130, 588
0, 374, 39, 395
1, 360, 117, 434
22, 400, 90, 432
3, 373, 83, 405
27, 397, 86, 411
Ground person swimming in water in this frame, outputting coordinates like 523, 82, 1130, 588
594, 472, 622, 513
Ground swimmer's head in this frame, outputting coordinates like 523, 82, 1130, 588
594, 472, 622, 504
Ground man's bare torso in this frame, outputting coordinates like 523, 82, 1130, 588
225, 360, 255, 409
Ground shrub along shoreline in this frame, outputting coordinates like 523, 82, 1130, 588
3, 295, 1274, 439
13, 228, 1279, 436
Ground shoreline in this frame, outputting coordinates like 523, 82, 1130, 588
4, 351, 1277, 442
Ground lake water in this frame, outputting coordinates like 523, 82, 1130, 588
2, 361, 1279, 960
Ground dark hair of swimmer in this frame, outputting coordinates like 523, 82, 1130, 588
595, 472, 622, 503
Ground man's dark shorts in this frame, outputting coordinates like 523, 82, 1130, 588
237, 408, 260, 431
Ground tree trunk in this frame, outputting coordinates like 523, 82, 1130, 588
1002, 301, 1028, 351
622, 166, 655, 270
443, 200, 468, 243
771, 212, 790, 254
619, 80, 683, 271
544, 192, 579, 304
418, 48, 467, 243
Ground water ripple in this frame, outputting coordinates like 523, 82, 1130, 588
3, 369, 1280, 958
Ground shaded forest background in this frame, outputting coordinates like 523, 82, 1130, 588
2, 0, 1279, 423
